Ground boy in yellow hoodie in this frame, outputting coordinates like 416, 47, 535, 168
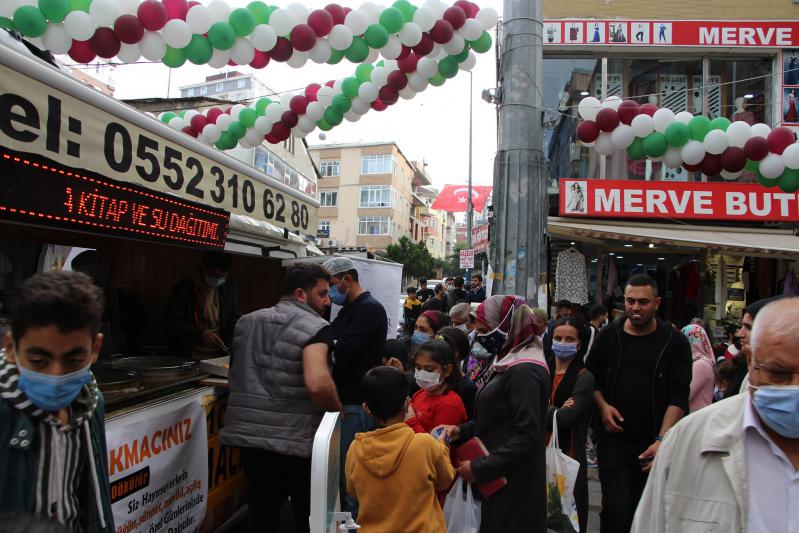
346, 367, 455, 532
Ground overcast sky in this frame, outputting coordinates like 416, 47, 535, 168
102, 0, 503, 190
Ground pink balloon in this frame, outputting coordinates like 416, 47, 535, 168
137, 0, 168, 31
114, 15, 144, 44
308, 9, 334, 37
429, 20, 454, 44
162, 0, 189, 21
767, 127, 796, 155
387, 70, 408, 91
250, 50, 270, 69
290, 95, 309, 115
324, 4, 346, 25
90, 28, 121, 59
291, 24, 317, 52
443, 7, 467, 30
190, 114, 208, 132
305, 83, 321, 101
68, 40, 95, 63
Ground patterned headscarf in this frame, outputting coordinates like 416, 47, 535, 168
476, 295, 547, 359
681, 324, 715, 366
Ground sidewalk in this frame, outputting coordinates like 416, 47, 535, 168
587, 467, 602, 532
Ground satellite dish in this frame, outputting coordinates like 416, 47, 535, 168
319, 133, 327, 140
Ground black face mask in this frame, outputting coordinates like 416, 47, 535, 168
476, 329, 507, 355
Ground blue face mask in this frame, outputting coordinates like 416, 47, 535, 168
552, 341, 579, 360
328, 280, 349, 306
411, 330, 431, 347
752, 385, 799, 438
17, 363, 92, 412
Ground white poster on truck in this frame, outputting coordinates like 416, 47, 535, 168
105, 394, 208, 533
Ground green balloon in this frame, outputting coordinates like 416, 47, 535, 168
342, 78, 360, 97
469, 32, 492, 54
688, 115, 712, 141
239, 108, 258, 128
392, 0, 416, 22
344, 37, 369, 63
745, 159, 759, 171
13, 6, 47, 37
0, 17, 13, 30
379, 7, 405, 33
364, 24, 389, 49
626, 138, 646, 160
229, 8, 256, 37
208, 22, 237, 50
247, 1, 271, 25
38, 0, 70, 23
162, 46, 186, 68
376, 60, 385, 67
217, 131, 238, 150
756, 170, 778, 188
451, 48, 469, 63
355, 64, 373, 83
255, 97, 272, 115
779, 168, 799, 192
664, 122, 690, 147
228, 122, 246, 139
160, 112, 177, 124
327, 49, 344, 64
438, 57, 458, 79
185, 35, 213, 65
178, 110, 187, 119
332, 94, 352, 113
429, 73, 446, 87
710, 117, 731, 131
324, 107, 343, 126
68, 0, 90, 11
643, 132, 668, 158
317, 118, 332, 131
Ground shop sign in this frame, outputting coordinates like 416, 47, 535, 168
106, 394, 208, 533
472, 224, 489, 252
544, 20, 799, 47
0, 64, 315, 234
459, 248, 475, 269
560, 179, 799, 222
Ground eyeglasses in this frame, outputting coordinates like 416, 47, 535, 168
751, 362, 799, 385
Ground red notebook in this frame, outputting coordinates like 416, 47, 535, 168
454, 437, 508, 497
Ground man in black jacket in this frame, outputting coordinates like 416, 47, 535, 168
446, 276, 469, 309
585, 274, 692, 533
323, 256, 388, 516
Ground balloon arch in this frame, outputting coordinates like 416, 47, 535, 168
3, 0, 497, 148
575, 96, 799, 194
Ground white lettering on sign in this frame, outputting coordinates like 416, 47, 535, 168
624, 189, 644, 213
699, 25, 791, 46
596, 189, 620, 212
774, 193, 795, 216
646, 190, 668, 214
694, 191, 713, 214
727, 192, 747, 215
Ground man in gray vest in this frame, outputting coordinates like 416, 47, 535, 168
222, 262, 341, 533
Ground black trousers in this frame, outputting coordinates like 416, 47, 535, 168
596, 436, 649, 533
241, 448, 312, 533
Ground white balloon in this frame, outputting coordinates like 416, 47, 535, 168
265, 103, 284, 123
208, 48, 230, 68
681, 140, 706, 165
726, 121, 752, 148
328, 24, 354, 51
630, 114, 655, 137
0, 1, 22, 18
162, 20, 192, 49
344, 10, 369, 35
116, 42, 141, 62
203, 124, 222, 144
399, 22, 423, 47
417, 57, 438, 78
88, 0, 119, 27
476, 7, 499, 30
432, 45, 446, 60
309, 38, 332, 63
238, 138, 253, 149
399, 86, 416, 100
305, 101, 324, 120
663, 147, 683, 168
63, 11, 95, 41
286, 2, 309, 23
251, 24, 278, 51
407, 72, 428, 92
371, 66, 390, 87
652, 108, 675, 134
351, 98, 370, 114
316, 86, 334, 107
280, 93, 294, 109
292, 127, 308, 138
358, 3, 381, 25
245, 127, 264, 146
577, 97, 602, 121
610, 124, 635, 150
412, 7, 436, 32
254, 116, 273, 135
168, 117, 186, 131
594, 133, 615, 155
230, 38, 255, 65
720, 169, 743, 180
42, 24, 72, 55
782, 143, 799, 169
298, 116, 316, 132
381, 36, 403, 60
703, 129, 729, 155
459, 18, 483, 41
382, 59, 398, 71
333, 79, 344, 94
269, 9, 296, 36
365, 47, 379, 64
207, 0, 230, 22
186, 6, 215, 35
459, 52, 477, 71
117, 0, 140, 15
759, 153, 786, 179
344, 110, 361, 122
139, 31, 166, 61
216, 114, 233, 131
750, 123, 771, 139
674, 111, 693, 124
230, 104, 247, 121
423, 0, 447, 19
286, 50, 308, 67
443, 34, 465, 55
358, 82, 379, 102
602, 95, 622, 111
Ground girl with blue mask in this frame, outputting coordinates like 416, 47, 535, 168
411, 311, 447, 348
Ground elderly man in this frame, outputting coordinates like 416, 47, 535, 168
632, 297, 799, 532
449, 302, 475, 332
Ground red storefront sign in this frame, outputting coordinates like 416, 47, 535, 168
472, 224, 488, 252
559, 179, 799, 222
544, 20, 799, 47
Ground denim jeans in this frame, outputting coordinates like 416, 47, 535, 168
339, 404, 374, 518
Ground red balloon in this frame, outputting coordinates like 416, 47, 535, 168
371, 99, 388, 111
162, 0, 189, 21
265, 132, 279, 144
595, 108, 620, 132
465, 2, 480, 17
291, 24, 317, 52
305, 83, 321, 101
720, 147, 746, 172
454, 0, 478, 17
639, 103, 658, 116
90, 28, 121, 59
324, 4, 346, 25
443, 7, 466, 29
188, 1, 201, 7
429, 20, 454, 44
114, 14, 144, 44
290, 95, 309, 115
379, 85, 399, 105
308, 9, 334, 37
190, 114, 208, 132
223, 106, 232, 114
701, 154, 723, 176
744, 136, 770, 161
271, 123, 290, 141
683, 162, 702, 172
397, 52, 419, 73
325, 80, 335, 88
181, 126, 198, 137
767, 126, 796, 155
281, 111, 299, 128
617, 100, 640, 125
387, 70, 408, 91
270, 37, 293, 62
397, 45, 411, 60
412, 33, 434, 55
206, 107, 223, 123
576, 120, 600, 143
68, 40, 95, 63
249, 50, 270, 69
137, 0, 168, 31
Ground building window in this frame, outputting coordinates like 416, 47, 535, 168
358, 216, 391, 235
186, 88, 195, 97
200, 85, 207, 95
214, 82, 223, 92
360, 186, 396, 208
361, 154, 396, 175
237, 78, 246, 89
317, 220, 331, 237
320, 160, 340, 177
320, 191, 338, 206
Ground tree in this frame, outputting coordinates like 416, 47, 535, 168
443, 241, 468, 277
385, 236, 437, 282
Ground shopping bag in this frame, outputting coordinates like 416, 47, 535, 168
546, 411, 581, 533
443, 477, 481, 533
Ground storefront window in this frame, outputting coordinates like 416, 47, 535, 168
710, 58, 771, 125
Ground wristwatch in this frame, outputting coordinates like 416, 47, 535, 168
655, 434, 664, 441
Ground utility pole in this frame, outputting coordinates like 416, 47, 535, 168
490, 0, 546, 303
466, 70, 474, 281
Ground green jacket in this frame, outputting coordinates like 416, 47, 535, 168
0, 360, 115, 533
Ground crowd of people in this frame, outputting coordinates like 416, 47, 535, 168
0, 263, 797, 533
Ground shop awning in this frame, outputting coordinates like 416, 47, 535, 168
548, 217, 799, 257
226, 214, 312, 258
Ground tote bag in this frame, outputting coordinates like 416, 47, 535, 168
546, 411, 581, 533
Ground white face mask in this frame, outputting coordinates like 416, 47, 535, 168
455, 323, 469, 333
414, 368, 441, 391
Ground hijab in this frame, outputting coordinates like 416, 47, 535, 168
681, 324, 715, 367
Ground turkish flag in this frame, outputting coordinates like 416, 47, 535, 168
430, 185, 493, 212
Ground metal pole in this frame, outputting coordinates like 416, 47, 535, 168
466, 71, 474, 280
490, 0, 545, 303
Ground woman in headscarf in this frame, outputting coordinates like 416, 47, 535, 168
682, 323, 715, 412
438, 295, 550, 533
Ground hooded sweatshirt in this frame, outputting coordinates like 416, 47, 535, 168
345, 423, 454, 533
